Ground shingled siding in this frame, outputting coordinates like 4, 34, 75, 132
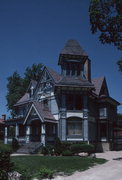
88, 121, 97, 141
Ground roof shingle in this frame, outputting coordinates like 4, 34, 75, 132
60, 40, 88, 56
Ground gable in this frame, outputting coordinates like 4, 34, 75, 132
41, 69, 52, 83
99, 78, 109, 97
92, 77, 109, 96
24, 104, 43, 124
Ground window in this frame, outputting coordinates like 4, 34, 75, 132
99, 108, 107, 117
66, 94, 74, 110
66, 94, 83, 110
75, 95, 82, 110
67, 117, 82, 136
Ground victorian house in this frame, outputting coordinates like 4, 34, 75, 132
5, 40, 120, 151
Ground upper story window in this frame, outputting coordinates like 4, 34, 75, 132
66, 94, 83, 110
99, 108, 107, 118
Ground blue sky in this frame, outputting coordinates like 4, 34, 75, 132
0, 0, 122, 118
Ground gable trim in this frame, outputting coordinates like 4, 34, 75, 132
23, 104, 44, 125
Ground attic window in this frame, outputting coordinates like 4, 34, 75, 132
99, 108, 107, 118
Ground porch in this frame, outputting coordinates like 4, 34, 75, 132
4, 120, 57, 145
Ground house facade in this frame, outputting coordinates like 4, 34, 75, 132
5, 40, 120, 150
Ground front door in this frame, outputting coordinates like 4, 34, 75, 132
31, 120, 41, 142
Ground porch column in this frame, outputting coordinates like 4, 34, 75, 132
83, 95, 89, 142
26, 126, 30, 143
41, 124, 45, 146
15, 123, 19, 139
4, 126, 8, 144
59, 94, 66, 141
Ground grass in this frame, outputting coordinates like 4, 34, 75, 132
11, 155, 107, 178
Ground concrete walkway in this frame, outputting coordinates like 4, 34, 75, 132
53, 151, 122, 180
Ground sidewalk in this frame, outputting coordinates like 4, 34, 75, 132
53, 151, 122, 180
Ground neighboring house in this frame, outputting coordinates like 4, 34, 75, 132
0, 115, 5, 140
113, 114, 122, 150
5, 40, 120, 151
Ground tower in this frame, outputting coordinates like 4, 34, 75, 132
58, 40, 91, 81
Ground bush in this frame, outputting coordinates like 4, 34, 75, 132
41, 146, 49, 156
54, 137, 62, 155
61, 142, 72, 151
80, 144, 95, 155
0, 142, 13, 154
37, 167, 54, 179
12, 138, 19, 152
46, 145, 55, 156
70, 144, 83, 155
62, 150, 73, 156
0, 145, 14, 180
70, 143, 95, 155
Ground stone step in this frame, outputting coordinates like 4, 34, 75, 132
17, 142, 42, 154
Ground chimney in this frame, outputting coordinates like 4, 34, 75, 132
2, 114, 6, 120
84, 59, 91, 82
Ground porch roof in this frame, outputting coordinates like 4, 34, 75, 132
33, 101, 56, 122
24, 101, 57, 124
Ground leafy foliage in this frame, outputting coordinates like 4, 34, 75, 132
12, 138, 19, 152
54, 137, 62, 155
6, 72, 24, 116
62, 150, 73, 156
70, 143, 95, 155
23, 63, 43, 90
41, 146, 49, 156
89, 0, 122, 49
89, 0, 122, 72
37, 167, 54, 179
6, 63, 43, 116
0, 142, 13, 180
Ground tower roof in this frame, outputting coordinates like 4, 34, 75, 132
60, 40, 88, 56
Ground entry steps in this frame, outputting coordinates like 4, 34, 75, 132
16, 142, 42, 154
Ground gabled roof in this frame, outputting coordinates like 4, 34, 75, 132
46, 67, 62, 83
33, 102, 56, 122
46, 67, 94, 88
60, 40, 88, 56
27, 80, 38, 92
14, 93, 31, 106
92, 77, 105, 96
58, 76, 94, 88
24, 101, 56, 124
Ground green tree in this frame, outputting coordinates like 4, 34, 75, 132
89, 0, 122, 71
23, 63, 43, 90
6, 72, 24, 117
6, 63, 43, 116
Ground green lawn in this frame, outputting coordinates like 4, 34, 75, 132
11, 155, 107, 178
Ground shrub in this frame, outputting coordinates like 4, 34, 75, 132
62, 150, 73, 156
80, 144, 95, 155
0, 145, 14, 180
41, 146, 49, 156
12, 138, 19, 152
70, 143, 95, 155
54, 137, 62, 155
46, 145, 55, 156
37, 167, 54, 179
61, 142, 72, 151
70, 144, 83, 155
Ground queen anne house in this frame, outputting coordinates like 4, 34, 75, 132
5, 40, 120, 151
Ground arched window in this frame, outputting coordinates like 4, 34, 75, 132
67, 117, 82, 136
